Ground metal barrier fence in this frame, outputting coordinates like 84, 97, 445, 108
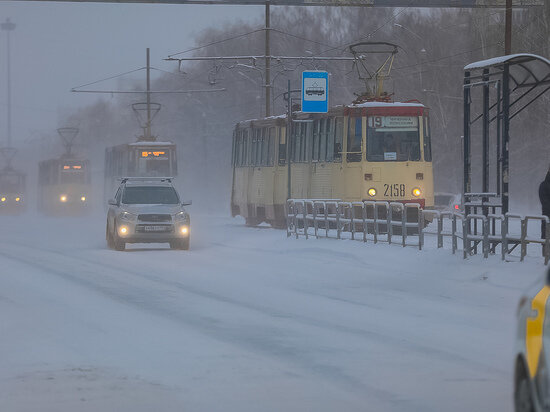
285, 199, 550, 264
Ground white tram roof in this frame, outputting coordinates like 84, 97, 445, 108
128, 141, 174, 146
349, 101, 425, 108
238, 101, 425, 125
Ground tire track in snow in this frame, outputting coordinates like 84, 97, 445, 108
1, 242, 425, 410
0, 240, 506, 381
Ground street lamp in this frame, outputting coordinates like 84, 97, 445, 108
1, 18, 16, 147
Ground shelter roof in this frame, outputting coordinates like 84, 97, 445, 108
464, 53, 550, 89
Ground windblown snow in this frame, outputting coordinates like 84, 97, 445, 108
0, 213, 544, 411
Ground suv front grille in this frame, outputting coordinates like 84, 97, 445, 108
138, 214, 172, 222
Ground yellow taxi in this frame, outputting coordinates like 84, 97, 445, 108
515, 269, 550, 411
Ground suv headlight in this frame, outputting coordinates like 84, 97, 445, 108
175, 211, 189, 222
119, 211, 137, 221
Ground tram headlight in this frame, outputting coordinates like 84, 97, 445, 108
60, 195, 68, 203
412, 188, 422, 197
368, 188, 377, 197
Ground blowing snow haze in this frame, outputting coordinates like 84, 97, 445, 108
0, 1, 550, 411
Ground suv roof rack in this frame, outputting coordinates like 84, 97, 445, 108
118, 177, 174, 184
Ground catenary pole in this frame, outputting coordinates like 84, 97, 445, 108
505, 0, 512, 54
1, 18, 16, 147
265, 2, 271, 117
146, 47, 152, 139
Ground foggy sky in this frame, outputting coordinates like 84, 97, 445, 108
0, 1, 262, 147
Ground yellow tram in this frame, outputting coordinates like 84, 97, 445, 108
231, 101, 434, 228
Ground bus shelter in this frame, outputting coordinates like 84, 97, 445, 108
463, 53, 550, 215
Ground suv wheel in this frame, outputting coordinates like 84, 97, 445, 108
106, 221, 115, 249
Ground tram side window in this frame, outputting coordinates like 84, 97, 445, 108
278, 127, 286, 165
325, 118, 334, 161
129, 149, 136, 174
266, 127, 275, 166
242, 129, 249, 166
236, 130, 245, 166
233, 131, 239, 166
303, 122, 312, 162
256, 129, 265, 166
290, 123, 301, 162
297, 123, 305, 162
347, 117, 363, 162
423, 116, 432, 162
172, 148, 177, 175
312, 120, 320, 162
260, 128, 267, 166
231, 131, 236, 166
333, 117, 343, 161
251, 129, 258, 166
117, 150, 123, 176
318, 118, 326, 161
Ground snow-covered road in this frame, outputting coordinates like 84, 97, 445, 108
0, 213, 545, 411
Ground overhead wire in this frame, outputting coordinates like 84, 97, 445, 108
72, 67, 146, 90
167, 28, 266, 58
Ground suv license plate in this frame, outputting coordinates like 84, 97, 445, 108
143, 225, 169, 232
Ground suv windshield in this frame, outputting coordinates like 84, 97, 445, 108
122, 186, 179, 205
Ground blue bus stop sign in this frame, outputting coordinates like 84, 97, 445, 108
302, 71, 328, 113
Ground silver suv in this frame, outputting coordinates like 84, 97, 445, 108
106, 178, 190, 251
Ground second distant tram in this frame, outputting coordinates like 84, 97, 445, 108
38, 157, 91, 214
104, 141, 177, 201
231, 101, 434, 227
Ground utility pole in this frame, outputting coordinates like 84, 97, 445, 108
265, 2, 271, 117
146, 47, 152, 139
283, 82, 301, 200
1, 18, 16, 147
505, 0, 512, 54
286, 80, 291, 199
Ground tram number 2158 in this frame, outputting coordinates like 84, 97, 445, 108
384, 183, 405, 197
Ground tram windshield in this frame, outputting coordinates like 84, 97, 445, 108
0, 174, 23, 192
136, 149, 172, 176
366, 116, 421, 162
60, 163, 87, 184
122, 186, 179, 205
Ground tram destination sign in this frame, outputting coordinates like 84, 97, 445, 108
11, 0, 544, 7
302, 71, 329, 114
